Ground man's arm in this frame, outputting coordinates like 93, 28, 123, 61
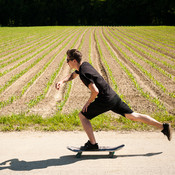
55, 71, 78, 90
82, 83, 99, 113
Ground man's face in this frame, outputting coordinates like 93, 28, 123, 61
67, 56, 75, 69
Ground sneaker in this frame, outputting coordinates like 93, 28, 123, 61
161, 123, 172, 141
80, 140, 99, 151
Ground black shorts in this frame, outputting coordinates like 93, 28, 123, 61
81, 94, 133, 120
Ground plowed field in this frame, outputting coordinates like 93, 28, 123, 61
0, 26, 174, 118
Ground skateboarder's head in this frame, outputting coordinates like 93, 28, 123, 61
66, 49, 82, 64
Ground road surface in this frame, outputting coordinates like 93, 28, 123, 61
0, 131, 174, 175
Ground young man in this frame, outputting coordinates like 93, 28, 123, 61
55, 49, 172, 150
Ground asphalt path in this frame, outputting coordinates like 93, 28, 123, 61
0, 131, 174, 175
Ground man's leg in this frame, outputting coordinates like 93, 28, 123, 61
125, 112, 172, 141
125, 112, 163, 129
78, 112, 97, 144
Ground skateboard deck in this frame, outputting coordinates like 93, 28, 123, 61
67, 144, 125, 158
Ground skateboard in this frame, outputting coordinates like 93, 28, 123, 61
67, 144, 125, 158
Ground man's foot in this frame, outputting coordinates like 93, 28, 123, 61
161, 123, 172, 141
80, 140, 99, 151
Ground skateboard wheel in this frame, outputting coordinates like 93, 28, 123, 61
109, 152, 114, 158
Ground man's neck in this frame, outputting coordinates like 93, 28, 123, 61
74, 62, 82, 71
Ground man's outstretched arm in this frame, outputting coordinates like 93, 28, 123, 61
55, 71, 78, 90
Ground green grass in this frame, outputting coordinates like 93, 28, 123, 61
0, 111, 174, 132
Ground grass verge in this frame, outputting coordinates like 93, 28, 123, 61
0, 111, 174, 132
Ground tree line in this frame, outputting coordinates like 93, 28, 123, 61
0, 0, 174, 26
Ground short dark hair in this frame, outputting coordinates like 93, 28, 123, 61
66, 49, 82, 63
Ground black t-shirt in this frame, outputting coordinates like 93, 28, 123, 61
75, 62, 117, 102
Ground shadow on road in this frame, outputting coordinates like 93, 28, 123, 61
0, 152, 162, 171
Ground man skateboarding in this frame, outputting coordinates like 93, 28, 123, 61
55, 49, 172, 150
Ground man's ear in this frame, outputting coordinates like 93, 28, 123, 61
73, 59, 77, 63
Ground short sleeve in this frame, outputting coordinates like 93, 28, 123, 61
80, 73, 94, 87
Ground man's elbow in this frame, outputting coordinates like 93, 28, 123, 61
91, 90, 99, 97
94, 89, 99, 96
89, 83, 99, 96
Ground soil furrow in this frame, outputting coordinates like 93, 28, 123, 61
91, 28, 108, 79
0, 33, 58, 65
0, 29, 84, 116
0, 27, 174, 117
0, 35, 37, 56
120, 27, 175, 49
61, 29, 91, 114
24, 30, 82, 100
116, 28, 175, 57
0, 28, 68, 57
0, 29, 75, 74
0, 33, 49, 58
0, 35, 59, 72
94, 28, 110, 84
102, 28, 174, 114
112, 28, 175, 66
107, 28, 175, 94
96, 28, 159, 114
0, 31, 78, 101
0, 30, 76, 88
109, 28, 175, 77
29, 28, 87, 117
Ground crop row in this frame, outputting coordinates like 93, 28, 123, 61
28, 29, 86, 108
0, 29, 71, 67
0, 28, 76, 64
99, 28, 167, 112
0, 29, 50, 56
0, 28, 81, 109
104, 28, 175, 98
108, 28, 174, 81
57, 29, 89, 111
0, 27, 69, 56
119, 27, 175, 47
117, 27, 175, 54
50, 27, 173, 114
0, 26, 174, 117
0, 33, 50, 59
0, 34, 52, 63
0, 29, 78, 94
111, 28, 175, 68
0, 29, 76, 78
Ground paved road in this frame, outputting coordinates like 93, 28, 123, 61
0, 131, 174, 175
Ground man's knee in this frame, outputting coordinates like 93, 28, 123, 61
79, 112, 86, 119
79, 112, 90, 123
78, 112, 82, 118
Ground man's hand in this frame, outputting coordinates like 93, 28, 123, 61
82, 83, 99, 113
55, 72, 78, 91
55, 81, 63, 90
82, 102, 90, 113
